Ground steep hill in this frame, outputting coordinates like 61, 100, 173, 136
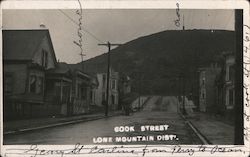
78, 29, 236, 95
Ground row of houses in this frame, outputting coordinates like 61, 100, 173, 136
3, 29, 130, 121
198, 52, 235, 119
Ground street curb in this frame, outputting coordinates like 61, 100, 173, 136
179, 113, 212, 145
4, 113, 121, 135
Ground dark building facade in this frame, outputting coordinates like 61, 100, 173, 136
198, 63, 221, 113
3, 30, 98, 121
197, 51, 236, 120
214, 52, 235, 118
3, 29, 57, 120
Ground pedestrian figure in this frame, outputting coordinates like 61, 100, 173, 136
121, 103, 126, 115
125, 104, 130, 116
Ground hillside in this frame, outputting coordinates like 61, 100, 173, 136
78, 29, 236, 95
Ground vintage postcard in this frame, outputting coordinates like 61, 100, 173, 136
0, 0, 250, 156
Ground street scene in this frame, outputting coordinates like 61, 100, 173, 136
4, 96, 203, 145
2, 8, 241, 145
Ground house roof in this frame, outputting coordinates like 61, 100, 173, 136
67, 64, 84, 72
3, 29, 57, 62
67, 64, 92, 77
47, 62, 91, 78
47, 62, 71, 74
67, 64, 99, 85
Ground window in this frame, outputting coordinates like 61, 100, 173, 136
202, 93, 205, 99
29, 75, 44, 94
201, 90, 205, 99
228, 65, 234, 81
102, 74, 106, 88
29, 75, 36, 93
77, 83, 87, 99
42, 50, 48, 68
4, 73, 13, 94
112, 80, 116, 90
37, 77, 44, 94
202, 78, 205, 86
229, 89, 234, 106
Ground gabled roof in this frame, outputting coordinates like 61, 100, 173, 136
3, 29, 57, 63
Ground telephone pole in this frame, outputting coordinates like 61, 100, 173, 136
98, 42, 122, 116
183, 15, 185, 30
178, 72, 186, 115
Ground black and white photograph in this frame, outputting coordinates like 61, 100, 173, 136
1, 0, 250, 156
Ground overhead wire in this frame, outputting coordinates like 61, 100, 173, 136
58, 9, 105, 44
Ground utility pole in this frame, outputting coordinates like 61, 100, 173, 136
177, 76, 181, 114
182, 75, 187, 115
138, 73, 144, 110
179, 73, 186, 115
98, 42, 122, 116
79, 53, 85, 71
183, 15, 185, 30
178, 74, 183, 113
138, 79, 141, 110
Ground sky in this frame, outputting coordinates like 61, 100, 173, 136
3, 9, 235, 64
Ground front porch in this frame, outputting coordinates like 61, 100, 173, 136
45, 73, 73, 116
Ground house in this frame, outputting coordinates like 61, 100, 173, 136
198, 63, 221, 113
3, 29, 57, 120
214, 52, 235, 117
45, 63, 73, 116
95, 68, 119, 110
47, 63, 98, 116
224, 54, 235, 110
119, 75, 131, 95
3, 29, 101, 121
82, 63, 121, 110
89, 76, 99, 106
118, 74, 132, 110
68, 64, 97, 115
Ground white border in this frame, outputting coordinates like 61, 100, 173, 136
0, 0, 250, 157
0, 0, 249, 9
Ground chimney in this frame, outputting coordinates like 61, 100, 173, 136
40, 23, 46, 29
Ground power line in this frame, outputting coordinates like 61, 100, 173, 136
58, 9, 105, 44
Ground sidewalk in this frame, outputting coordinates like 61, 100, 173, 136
185, 112, 234, 144
4, 111, 122, 135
